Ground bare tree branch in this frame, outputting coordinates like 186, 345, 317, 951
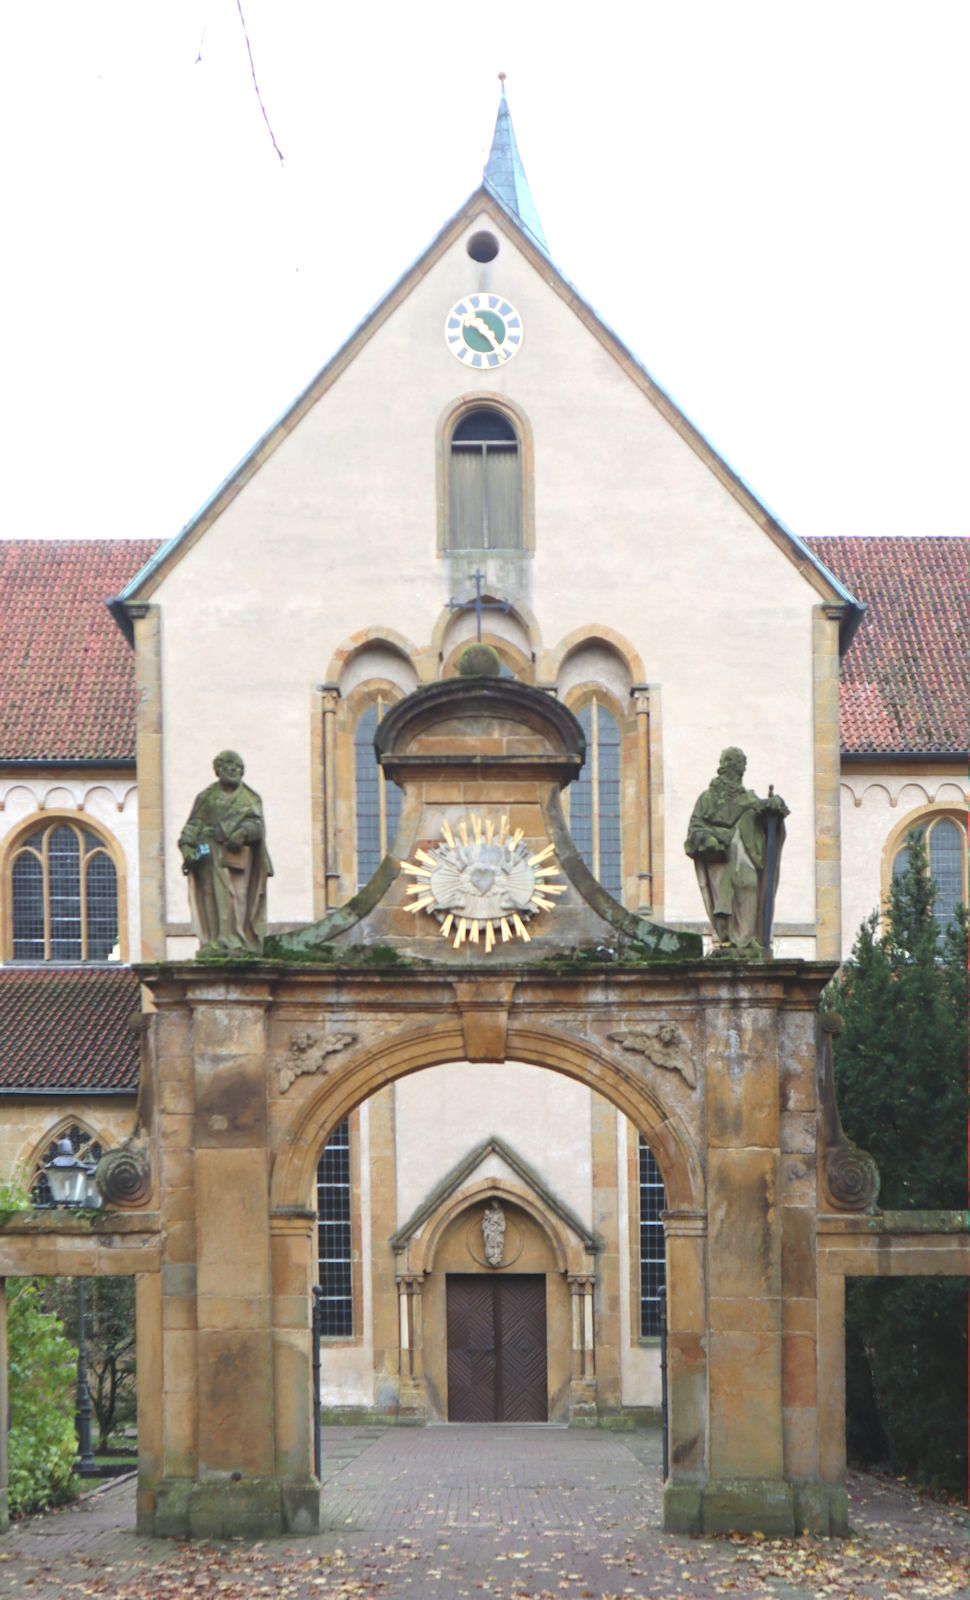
234, 0, 285, 165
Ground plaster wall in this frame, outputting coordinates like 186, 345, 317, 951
0, 771, 140, 961
839, 768, 968, 948
393, 1061, 593, 1228
150, 210, 823, 947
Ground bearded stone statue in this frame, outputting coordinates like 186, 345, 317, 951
684, 747, 788, 956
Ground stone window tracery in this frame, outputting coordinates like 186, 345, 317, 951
8, 818, 119, 962
30, 1122, 104, 1207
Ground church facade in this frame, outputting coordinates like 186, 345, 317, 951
0, 91, 965, 1446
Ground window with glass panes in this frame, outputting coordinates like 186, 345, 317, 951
448, 409, 521, 550
891, 816, 967, 941
316, 1119, 353, 1337
638, 1137, 667, 1338
10, 821, 118, 961
31, 1125, 104, 1208
571, 699, 622, 898
354, 701, 403, 888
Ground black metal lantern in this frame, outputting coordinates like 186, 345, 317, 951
43, 1137, 96, 1208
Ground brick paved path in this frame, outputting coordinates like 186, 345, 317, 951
0, 1426, 965, 1599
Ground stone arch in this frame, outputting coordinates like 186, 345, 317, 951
429, 593, 542, 667
406, 1176, 584, 1277
545, 624, 645, 687
324, 627, 424, 688
270, 1021, 703, 1216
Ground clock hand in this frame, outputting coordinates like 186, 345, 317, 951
463, 312, 501, 352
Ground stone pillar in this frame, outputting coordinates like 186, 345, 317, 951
147, 981, 321, 1539
0, 1279, 8, 1532
661, 1209, 707, 1528
395, 1274, 427, 1414
590, 1095, 621, 1411
567, 1273, 597, 1418
700, 997, 791, 1534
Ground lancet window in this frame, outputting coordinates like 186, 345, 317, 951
316, 1119, 353, 1338
354, 701, 403, 888
891, 815, 967, 940
638, 1137, 667, 1339
571, 698, 622, 898
447, 409, 522, 550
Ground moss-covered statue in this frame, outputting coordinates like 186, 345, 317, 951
178, 751, 273, 954
684, 747, 788, 956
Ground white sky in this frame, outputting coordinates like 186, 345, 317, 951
1, 1, 966, 541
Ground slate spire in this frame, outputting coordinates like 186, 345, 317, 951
483, 75, 548, 252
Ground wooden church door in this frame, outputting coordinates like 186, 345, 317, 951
446, 1274, 548, 1422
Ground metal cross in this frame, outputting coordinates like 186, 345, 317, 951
446, 569, 512, 643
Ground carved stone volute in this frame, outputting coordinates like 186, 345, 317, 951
95, 1140, 152, 1208
817, 1012, 880, 1212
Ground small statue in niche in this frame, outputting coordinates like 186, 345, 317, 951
684, 747, 788, 956
481, 1199, 507, 1267
179, 751, 273, 953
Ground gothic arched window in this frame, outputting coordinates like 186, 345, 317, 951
448, 409, 522, 551
31, 1124, 104, 1208
571, 698, 622, 898
354, 702, 403, 889
9, 820, 119, 961
891, 815, 967, 940
638, 1137, 667, 1338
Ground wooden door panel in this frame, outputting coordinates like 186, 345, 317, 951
447, 1274, 548, 1423
497, 1276, 548, 1422
447, 1276, 497, 1421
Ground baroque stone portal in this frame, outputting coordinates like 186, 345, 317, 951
178, 751, 273, 953
684, 747, 788, 955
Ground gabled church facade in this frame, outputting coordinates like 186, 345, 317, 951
0, 90, 965, 1535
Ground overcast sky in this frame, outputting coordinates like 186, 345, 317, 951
1, 1, 966, 541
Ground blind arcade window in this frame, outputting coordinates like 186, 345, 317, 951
316, 1119, 353, 1338
448, 409, 522, 551
638, 1137, 667, 1339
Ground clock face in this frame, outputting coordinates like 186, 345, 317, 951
403, 812, 565, 951
444, 294, 523, 368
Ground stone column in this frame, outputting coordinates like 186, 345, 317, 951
0, 1279, 8, 1532
660, 1208, 707, 1530
567, 1274, 597, 1420
395, 1274, 427, 1414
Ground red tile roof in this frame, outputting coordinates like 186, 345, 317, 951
0, 541, 158, 761
0, 968, 141, 1091
807, 536, 967, 756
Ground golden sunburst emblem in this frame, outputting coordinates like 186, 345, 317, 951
402, 813, 566, 951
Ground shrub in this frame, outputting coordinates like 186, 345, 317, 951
7, 1280, 78, 1516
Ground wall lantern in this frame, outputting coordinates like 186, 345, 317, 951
43, 1137, 102, 1209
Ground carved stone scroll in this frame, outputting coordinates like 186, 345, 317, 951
278, 1029, 357, 1094
608, 1023, 696, 1089
817, 1012, 880, 1212
96, 1141, 152, 1207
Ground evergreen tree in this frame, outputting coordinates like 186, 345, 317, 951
825, 831, 968, 1489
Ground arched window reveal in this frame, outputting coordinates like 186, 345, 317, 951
572, 698, 622, 898
354, 701, 403, 888
11, 822, 118, 961
448, 409, 522, 551
892, 816, 967, 940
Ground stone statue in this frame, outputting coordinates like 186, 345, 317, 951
481, 1200, 506, 1267
684, 747, 788, 955
178, 751, 273, 953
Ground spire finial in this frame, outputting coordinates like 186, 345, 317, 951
483, 78, 548, 252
